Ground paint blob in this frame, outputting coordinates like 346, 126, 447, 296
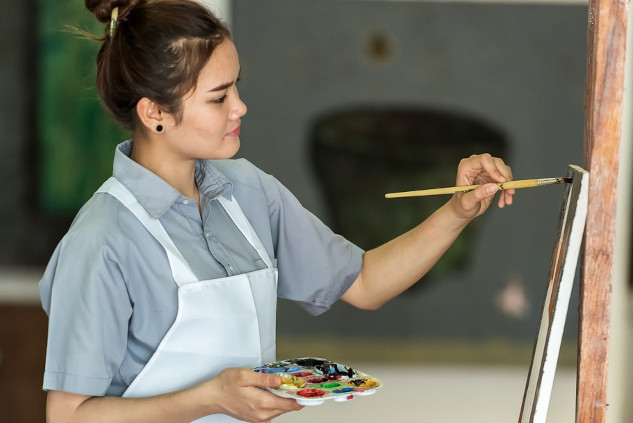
297, 389, 327, 398
280, 374, 307, 389
251, 357, 381, 406
332, 387, 354, 394
319, 382, 341, 389
315, 362, 356, 378
347, 378, 379, 388
292, 358, 328, 367
303, 375, 328, 383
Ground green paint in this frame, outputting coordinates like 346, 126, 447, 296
319, 382, 340, 389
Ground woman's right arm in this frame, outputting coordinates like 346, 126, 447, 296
47, 368, 303, 423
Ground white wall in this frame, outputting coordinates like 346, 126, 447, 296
199, 0, 232, 27
197, 0, 591, 27
607, 2, 633, 421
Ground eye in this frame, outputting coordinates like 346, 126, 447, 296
212, 94, 227, 104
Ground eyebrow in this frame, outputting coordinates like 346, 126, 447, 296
208, 70, 241, 92
208, 81, 233, 92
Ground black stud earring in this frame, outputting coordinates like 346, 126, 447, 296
156, 125, 164, 133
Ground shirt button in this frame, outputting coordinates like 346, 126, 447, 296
205, 233, 211, 239
228, 265, 234, 273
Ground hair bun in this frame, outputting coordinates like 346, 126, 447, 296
85, 0, 142, 23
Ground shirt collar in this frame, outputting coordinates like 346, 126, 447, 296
112, 140, 233, 218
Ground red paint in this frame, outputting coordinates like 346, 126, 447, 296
303, 375, 328, 383
296, 389, 327, 398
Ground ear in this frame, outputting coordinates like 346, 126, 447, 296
136, 98, 168, 133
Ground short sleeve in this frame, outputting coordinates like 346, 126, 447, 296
40, 203, 132, 396
255, 166, 365, 315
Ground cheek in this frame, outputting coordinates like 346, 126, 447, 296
192, 120, 226, 140
183, 105, 228, 139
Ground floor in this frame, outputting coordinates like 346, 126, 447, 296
0, 271, 577, 422
274, 363, 576, 423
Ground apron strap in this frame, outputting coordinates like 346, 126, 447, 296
96, 177, 199, 286
216, 195, 274, 269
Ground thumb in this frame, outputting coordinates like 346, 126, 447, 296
461, 183, 498, 212
481, 182, 500, 197
252, 372, 282, 388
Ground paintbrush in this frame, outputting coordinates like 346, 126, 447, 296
385, 177, 572, 199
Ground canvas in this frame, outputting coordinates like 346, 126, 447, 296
519, 164, 589, 422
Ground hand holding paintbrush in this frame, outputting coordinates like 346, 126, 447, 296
385, 177, 572, 199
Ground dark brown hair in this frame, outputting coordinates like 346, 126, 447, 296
85, 0, 232, 132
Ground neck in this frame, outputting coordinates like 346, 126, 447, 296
130, 137, 199, 201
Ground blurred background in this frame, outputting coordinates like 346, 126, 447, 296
1, 0, 631, 421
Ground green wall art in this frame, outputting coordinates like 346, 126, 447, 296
38, 0, 127, 214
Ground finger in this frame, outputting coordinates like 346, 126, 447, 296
458, 154, 507, 186
258, 395, 304, 421
504, 189, 514, 206
490, 157, 514, 208
498, 192, 506, 208
256, 372, 282, 388
499, 186, 517, 207
262, 395, 303, 412
461, 183, 498, 212
242, 369, 282, 389
492, 157, 513, 183
457, 155, 489, 186
277, 399, 304, 412
480, 154, 508, 183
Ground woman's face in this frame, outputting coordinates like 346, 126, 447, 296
162, 39, 247, 161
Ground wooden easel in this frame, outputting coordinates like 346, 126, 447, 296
578, 0, 628, 421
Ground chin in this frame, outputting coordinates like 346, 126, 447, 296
227, 138, 241, 158
211, 138, 240, 160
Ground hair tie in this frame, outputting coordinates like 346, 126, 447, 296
110, 7, 119, 38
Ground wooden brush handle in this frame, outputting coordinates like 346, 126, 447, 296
385, 177, 569, 198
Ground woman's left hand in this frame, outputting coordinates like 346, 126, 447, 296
450, 153, 514, 219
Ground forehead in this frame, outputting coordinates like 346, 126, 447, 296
197, 39, 240, 86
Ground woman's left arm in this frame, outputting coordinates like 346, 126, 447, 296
341, 154, 514, 310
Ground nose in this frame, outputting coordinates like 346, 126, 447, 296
229, 89, 247, 121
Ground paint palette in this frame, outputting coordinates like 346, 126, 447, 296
252, 357, 382, 406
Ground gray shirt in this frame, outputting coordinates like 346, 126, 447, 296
40, 140, 364, 396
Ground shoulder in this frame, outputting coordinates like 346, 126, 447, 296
66, 191, 134, 245
55, 191, 150, 275
39, 191, 136, 315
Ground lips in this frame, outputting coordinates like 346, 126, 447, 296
227, 126, 241, 137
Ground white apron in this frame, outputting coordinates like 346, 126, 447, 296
97, 177, 278, 422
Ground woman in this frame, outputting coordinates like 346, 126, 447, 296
40, 1, 514, 422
